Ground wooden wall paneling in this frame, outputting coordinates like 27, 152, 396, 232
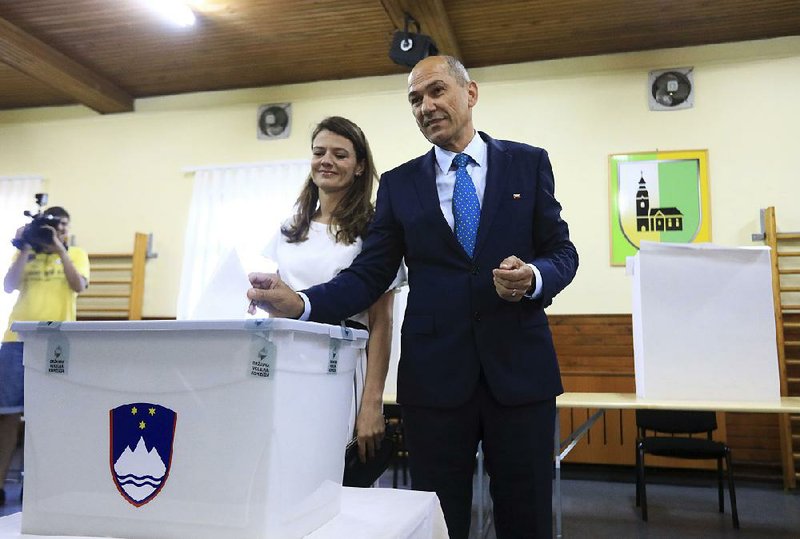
554, 315, 637, 466
559, 375, 636, 465
77, 232, 149, 320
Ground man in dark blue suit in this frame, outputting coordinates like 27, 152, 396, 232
249, 55, 578, 539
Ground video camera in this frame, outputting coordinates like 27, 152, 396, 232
11, 193, 64, 252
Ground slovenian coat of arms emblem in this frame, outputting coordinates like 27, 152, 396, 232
109, 403, 177, 506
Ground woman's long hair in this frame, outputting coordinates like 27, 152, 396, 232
282, 116, 378, 245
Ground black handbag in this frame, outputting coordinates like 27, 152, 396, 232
342, 421, 397, 487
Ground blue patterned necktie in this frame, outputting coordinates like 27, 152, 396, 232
452, 153, 480, 258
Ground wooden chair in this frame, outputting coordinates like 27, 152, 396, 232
635, 409, 739, 528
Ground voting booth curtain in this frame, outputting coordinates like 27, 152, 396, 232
177, 160, 309, 320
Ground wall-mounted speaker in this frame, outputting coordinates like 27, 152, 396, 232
389, 14, 438, 68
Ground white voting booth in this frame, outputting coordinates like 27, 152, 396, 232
629, 242, 781, 401
13, 318, 367, 539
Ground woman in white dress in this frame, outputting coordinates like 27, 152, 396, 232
260, 116, 403, 465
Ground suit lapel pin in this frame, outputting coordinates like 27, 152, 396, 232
512, 193, 521, 200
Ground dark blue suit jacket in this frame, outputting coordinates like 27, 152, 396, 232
304, 132, 578, 408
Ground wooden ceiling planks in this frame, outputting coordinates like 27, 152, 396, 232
0, 15, 133, 112
451, 0, 800, 67
0, 0, 798, 112
0, 62, 74, 108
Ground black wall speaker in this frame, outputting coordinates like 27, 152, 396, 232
389, 15, 438, 68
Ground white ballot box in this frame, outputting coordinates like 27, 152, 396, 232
12, 319, 367, 539
629, 242, 781, 401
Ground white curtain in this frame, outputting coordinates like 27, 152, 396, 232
177, 160, 310, 319
0, 176, 44, 333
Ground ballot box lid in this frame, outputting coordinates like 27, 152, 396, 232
11, 318, 368, 341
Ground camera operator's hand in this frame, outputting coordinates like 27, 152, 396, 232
5, 227, 32, 292
13, 226, 31, 251
40, 225, 67, 254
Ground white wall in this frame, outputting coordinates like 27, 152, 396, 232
1, 37, 798, 317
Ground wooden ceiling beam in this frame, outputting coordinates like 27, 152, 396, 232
380, 0, 462, 61
0, 16, 133, 113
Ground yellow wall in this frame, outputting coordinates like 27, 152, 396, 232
1, 37, 798, 317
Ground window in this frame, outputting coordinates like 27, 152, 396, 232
0, 176, 43, 331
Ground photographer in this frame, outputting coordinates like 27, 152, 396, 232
0, 206, 89, 504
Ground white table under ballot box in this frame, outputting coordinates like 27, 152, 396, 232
11, 319, 367, 539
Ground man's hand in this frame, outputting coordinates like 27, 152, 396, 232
13, 226, 30, 251
492, 255, 534, 303
41, 225, 66, 254
355, 401, 385, 463
246, 272, 305, 318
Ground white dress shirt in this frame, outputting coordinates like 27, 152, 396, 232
434, 132, 543, 299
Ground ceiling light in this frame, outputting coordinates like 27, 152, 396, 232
144, 0, 197, 27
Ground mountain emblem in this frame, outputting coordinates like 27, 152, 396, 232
109, 403, 177, 506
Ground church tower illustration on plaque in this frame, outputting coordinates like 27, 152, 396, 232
635, 174, 685, 232
636, 175, 651, 232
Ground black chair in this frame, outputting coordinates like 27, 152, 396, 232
635, 409, 739, 529
384, 403, 409, 488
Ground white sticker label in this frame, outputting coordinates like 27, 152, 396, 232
328, 339, 340, 375
46, 337, 69, 375
251, 341, 276, 378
